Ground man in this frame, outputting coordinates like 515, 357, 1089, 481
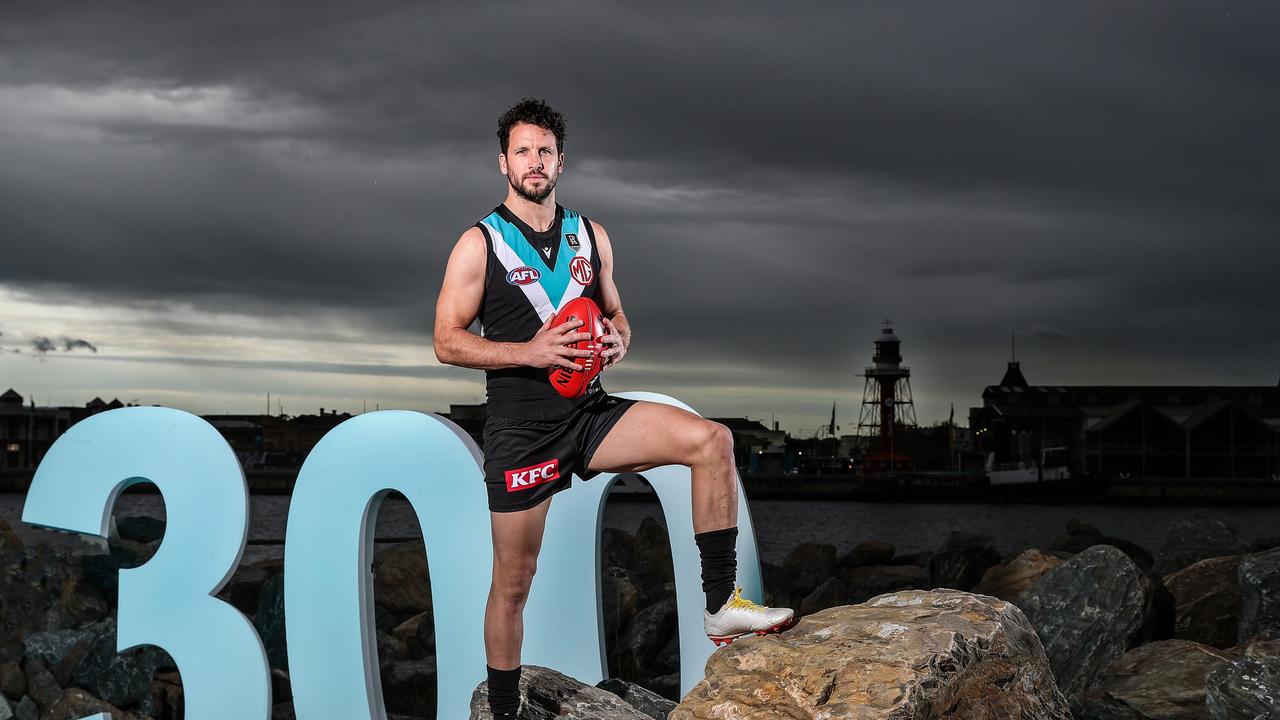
433, 98, 793, 718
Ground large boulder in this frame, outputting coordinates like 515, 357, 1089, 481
254, 573, 288, 671
1053, 518, 1154, 571
470, 664, 651, 719
974, 548, 1064, 602
1076, 639, 1232, 719
613, 598, 677, 681
372, 541, 432, 617
1163, 555, 1244, 648
630, 519, 675, 605
839, 564, 929, 604
39, 688, 130, 720
601, 567, 640, 649
69, 620, 167, 707
837, 540, 895, 568
782, 543, 837, 595
596, 677, 675, 720
672, 590, 1071, 719
113, 515, 165, 545
1154, 509, 1256, 576
1205, 638, 1280, 719
1238, 547, 1280, 641
928, 531, 1002, 591
1015, 544, 1153, 699
381, 659, 436, 717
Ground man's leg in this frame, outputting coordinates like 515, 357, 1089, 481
587, 401, 793, 642
586, 401, 736, 533
484, 496, 553, 717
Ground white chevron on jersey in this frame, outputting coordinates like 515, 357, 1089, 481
479, 221, 556, 323
556, 215, 595, 308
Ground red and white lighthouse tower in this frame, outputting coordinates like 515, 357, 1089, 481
857, 320, 917, 473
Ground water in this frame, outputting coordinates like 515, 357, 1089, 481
4, 492, 1277, 566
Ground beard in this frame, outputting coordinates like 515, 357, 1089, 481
510, 172, 556, 203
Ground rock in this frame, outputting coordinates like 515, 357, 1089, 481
601, 567, 640, 649
19, 659, 58, 708
220, 558, 283, 614
1205, 638, 1280, 719
0, 696, 12, 720
255, 573, 288, 671
113, 516, 166, 544
79, 539, 155, 603
615, 599, 677, 679
839, 564, 928, 603
13, 697, 34, 720
797, 577, 847, 616
372, 541, 432, 616
390, 611, 435, 661
1015, 544, 1152, 699
782, 543, 837, 594
272, 701, 296, 720
596, 677, 675, 719
70, 620, 166, 707
1154, 509, 1256, 576
1163, 555, 1245, 648
891, 550, 932, 567
928, 531, 1002, 591
631, 518, 674, 603
1053, 519, 1155, 571
39, 688, 129, 720
974, 548, 1063, 602
471, 664, 650, 719
0, 541, 90, 647
837, 540, 895, 568
672, 590, 1070, 719
380, 659, 436, 717
1239, 547, 1280, 641
760, 562, 801, 610
1077, 639, 1232, 719
377, 629, 406, 665
600, 528, 635, 572
0, 661, 24, 701
21, 629, 92, 669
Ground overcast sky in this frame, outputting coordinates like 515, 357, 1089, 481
0, 3, 1277, 435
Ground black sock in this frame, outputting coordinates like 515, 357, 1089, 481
487, 664, 521, 718
695, 526, 738, 613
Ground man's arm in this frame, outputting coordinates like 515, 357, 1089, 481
433, 227, 592, 371
591, 220, 631, 368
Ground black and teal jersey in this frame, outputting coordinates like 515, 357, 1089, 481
475, 203, 605, 419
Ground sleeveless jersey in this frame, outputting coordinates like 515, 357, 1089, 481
476, 203, 606, 419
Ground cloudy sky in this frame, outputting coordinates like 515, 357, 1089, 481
0, 3, 1276, 435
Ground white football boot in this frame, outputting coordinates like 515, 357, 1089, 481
703, 585, 795, 646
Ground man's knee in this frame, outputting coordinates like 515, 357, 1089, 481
492, 557, 538, 605
691, 420, 734, 466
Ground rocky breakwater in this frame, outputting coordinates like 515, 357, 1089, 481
671, 589, 1071, 719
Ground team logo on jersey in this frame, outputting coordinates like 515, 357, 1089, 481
566, 233, 580, 250
570, 256, 594, 285
505, 458, 560, 492
507, 267, 541, 285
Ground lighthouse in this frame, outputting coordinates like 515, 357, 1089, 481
856, 320, 918, 473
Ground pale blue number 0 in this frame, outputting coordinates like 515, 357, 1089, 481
21, 407, 271, 720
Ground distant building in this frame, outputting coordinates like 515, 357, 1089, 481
711, 417, 787, 474
969, 362, 1280, 480
0, 389, 117, 469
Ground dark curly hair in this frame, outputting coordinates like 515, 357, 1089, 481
497, 98, 566, 155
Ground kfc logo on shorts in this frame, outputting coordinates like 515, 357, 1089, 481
507, 267, 540, 285
569, 257, 594, 285
505, 459, 560, 492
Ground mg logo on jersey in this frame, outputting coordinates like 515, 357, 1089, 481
505, 459, 560, 492
507, 267, 540, 285
570, 257, 594, 285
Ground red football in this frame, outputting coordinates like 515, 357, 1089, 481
546, 296, 606, 399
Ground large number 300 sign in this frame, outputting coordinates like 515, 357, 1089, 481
21, 391, 763, 720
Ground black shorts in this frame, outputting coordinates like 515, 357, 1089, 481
482, 393, 639, 512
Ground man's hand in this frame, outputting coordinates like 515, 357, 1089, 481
600, 316, 628, 369
521, 316, 594, 371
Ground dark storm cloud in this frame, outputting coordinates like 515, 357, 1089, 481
1, 1, 1278, 423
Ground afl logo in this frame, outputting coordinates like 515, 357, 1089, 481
507, 267, 540, 285
570, 257, 594, 285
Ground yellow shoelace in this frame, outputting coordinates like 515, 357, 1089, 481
726, 586, 765, 612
